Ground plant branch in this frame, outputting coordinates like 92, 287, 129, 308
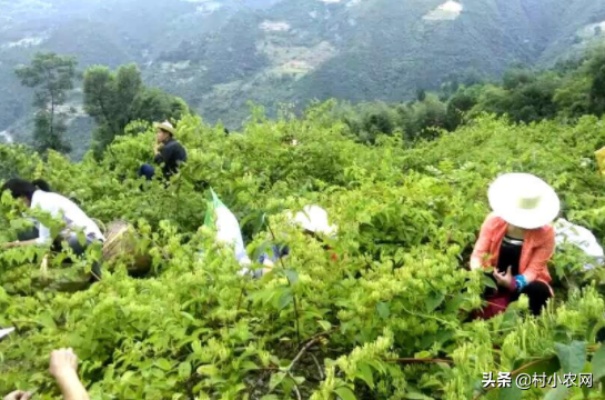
266, 218, 301, 346
289, 337, 321, 371
288, 371, 302, 400
385, 357, 453, 365
310, 353, 325, 380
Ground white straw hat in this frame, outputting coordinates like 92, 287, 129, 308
290, 205, 338, 236
488, 173, 560, 229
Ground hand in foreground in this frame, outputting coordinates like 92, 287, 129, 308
1, 241, 17, 250
3, 391, 32, 400
49, 348, 78, 379
493, 266, 514, 290
48, 348, 90, 400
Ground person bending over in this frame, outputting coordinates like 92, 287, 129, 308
1, 178, 105, 280
470, 173, 559, 319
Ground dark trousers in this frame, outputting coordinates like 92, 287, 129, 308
138, 164, 156, 181
18, 228, 102, 281
483, 273, 552, 316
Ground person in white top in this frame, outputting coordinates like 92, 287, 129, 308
554, 217, 604, 270
1, 178, 105, 280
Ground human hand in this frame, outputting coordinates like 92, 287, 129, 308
49, 348, 78, 379
469, 258, 481, 271
3, 390, 32, 400
493, 266, 514, 290
0, 242, 17, 250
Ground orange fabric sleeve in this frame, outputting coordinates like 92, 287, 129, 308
471, 213, 496, 268
522, 226, 555, 283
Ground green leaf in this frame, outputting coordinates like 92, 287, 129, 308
277, 289, 293, 310
543, 385, 570, 400
415, 350, 432, 359
482, 275, 498, 289
180, 311, 196, 323
514, 356, 560, 377
155, 358, 172, 371
241, 361, 258, 371
445, 293, 466, 314
356, 362, 374, 389
191, 340, 203, 355
269, 371, 286, 391
285, 269, 299, 284
318, 320, 332, 331
334, 386, 357, 400
376, 302, 390, 319
424, 291, 445, 312
404, 391, 433, 400
38, 312, 56, 330
554, 341, 586, 374
178, 362, 191, 379
592, 344, 605, 380
121, 370, 135, 383
497, 385, 522, 400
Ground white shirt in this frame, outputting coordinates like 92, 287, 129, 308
554, 218, 604, 270
30, 190, 105, 245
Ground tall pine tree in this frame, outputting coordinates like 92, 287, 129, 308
15, 52, 78, 155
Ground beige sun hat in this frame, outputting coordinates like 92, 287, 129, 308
289, 205, 338, 236
488, 172, 560, 230
154, 121, 176, 136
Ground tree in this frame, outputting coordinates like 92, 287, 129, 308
83, 63, 190, 155
590, 65, 605, 116
130, 88, 190, 123
416, 88, 427, 102
15, 52, 77, 154
446, 88, 478, 130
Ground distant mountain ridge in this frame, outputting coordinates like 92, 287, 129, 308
1, 0, 604, 155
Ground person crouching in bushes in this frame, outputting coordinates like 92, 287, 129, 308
469, 173, 560, 319
138, 121, 187, 182
0, 178, 105, 281
245, 205, 339, 278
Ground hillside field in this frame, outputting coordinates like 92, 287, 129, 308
1, 104, 605, 398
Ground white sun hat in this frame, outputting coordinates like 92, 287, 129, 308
291, 205, 338, 236
488, 172, 560, 230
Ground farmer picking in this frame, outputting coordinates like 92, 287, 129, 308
470, 172, 560, 319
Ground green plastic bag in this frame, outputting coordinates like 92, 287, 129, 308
203, 188, 224, 229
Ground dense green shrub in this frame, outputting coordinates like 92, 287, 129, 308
1, 105, 605, 399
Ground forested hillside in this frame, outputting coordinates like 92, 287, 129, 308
1, 0, 605, 153
2, 101, 605, 398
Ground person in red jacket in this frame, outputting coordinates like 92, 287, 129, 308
470, 173, 560, 319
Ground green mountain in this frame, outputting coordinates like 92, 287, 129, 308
1, 0, 605, 153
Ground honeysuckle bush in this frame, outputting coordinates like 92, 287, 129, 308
1, 103, 605, 399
